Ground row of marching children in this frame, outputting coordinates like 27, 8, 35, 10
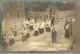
2, 18, 52, 48
21, 19, 51, 41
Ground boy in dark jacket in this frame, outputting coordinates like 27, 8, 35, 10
51, 28, 57, 43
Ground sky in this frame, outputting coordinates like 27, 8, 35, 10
24, 0, 75, 2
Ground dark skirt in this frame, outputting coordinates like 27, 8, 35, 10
39, 28, 44, 34
65, 29, 70, 38
51, 22, 54, 27
22, 36, 26, 42
30, 26, 33, 30
46, 27, 50, 32
9, 39, 14, 46
13, 31, 17, 36
34, 31, 39, 36
26, 24, 28, 26
26, 33, 30, 38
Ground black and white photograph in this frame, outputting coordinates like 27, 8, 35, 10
1, 0, 79, 53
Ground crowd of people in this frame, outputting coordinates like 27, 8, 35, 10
2, 16, 73, 48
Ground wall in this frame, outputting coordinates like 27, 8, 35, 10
74, 0, 80, 53
58, 10, 75, 20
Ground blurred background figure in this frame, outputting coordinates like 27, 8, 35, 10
29, 19, 34, 30
45, 19, 51, 32
51, 15, 55, 27
69, 18, 73, 36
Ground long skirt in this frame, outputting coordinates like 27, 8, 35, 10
46, 27, 50, 32
34, 31, 39, 36
39, 28, 44, 34
9, 39, 14, 46
26, 33, 30, 38
30, 25, 33, 30
22, 36, 26, 42
51, 22, 54, 27
13, 31, 17, 36
65, 29, 70, 38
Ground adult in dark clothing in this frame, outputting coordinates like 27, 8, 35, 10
64, 19, 70, 38
51, 28, 57, 43
45, 19, 51, 32
64, 19, 70, 29
51, 17, 55, 27
29, 20, 34, 30
69, 19, 73, 36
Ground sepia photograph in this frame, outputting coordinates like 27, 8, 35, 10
0, 0, 78, 53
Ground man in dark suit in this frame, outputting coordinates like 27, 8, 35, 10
51, 15, 55, 27
69, 19, 73, 36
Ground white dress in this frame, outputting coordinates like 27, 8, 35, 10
65, 24, 70, 30
30, 20, 34, 26
41, 21, 45, 29
22, 30, 27, 36
34, 23, 39, 31
23, 20, 27, 27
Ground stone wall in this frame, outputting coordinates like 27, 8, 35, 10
58, 10, 75, 20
